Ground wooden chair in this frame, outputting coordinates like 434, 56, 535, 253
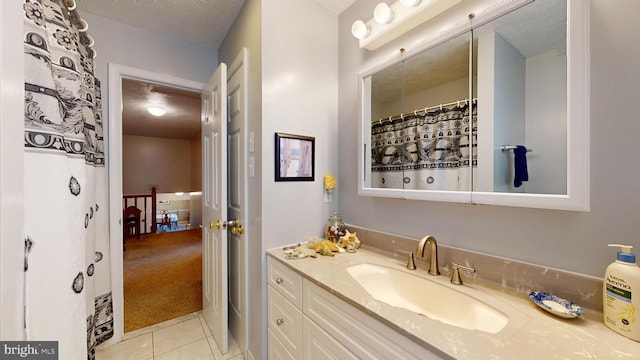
123, 206, 141, 241
160, 212, 172, 230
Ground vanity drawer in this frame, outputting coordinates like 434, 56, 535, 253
268, 328, 296, 360
268, 285, 303, 359
302, 315, 358, 360
268, 256, 303, 307
303, 280, 446, 360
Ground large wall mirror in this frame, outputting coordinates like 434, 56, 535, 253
358, 0, 589, 210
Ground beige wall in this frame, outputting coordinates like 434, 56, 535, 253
190, 134, 202, 190
122, 135, 194, 194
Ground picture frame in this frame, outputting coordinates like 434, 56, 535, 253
275, 132, 315, 182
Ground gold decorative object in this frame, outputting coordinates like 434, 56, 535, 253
323, 173, 336, 193
307, 239, 340, 256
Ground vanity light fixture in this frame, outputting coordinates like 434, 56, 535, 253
374, 3, 394, 24
147, 106, 166, 117
351, 20, 370, 40
351, 0, 462, 50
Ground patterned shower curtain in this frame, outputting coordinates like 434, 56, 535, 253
371, 103, 477, 190
23, 0, 113, 359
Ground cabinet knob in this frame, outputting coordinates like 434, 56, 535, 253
276, 318, 284, 326
275, 277, 284, 285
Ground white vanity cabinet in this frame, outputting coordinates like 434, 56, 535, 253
267, 256, 447, 360
268, 257, 353, 360
303, 281, 445, 359
267, 256, 303, 359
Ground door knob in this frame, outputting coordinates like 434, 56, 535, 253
209, 220, 223, 229
231, 225, 244, 235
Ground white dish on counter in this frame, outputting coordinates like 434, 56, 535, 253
529, 291, 584, 319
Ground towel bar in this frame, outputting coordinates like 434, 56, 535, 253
500, 145, 532, 152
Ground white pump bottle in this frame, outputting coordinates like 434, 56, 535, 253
603, 244, 640, 341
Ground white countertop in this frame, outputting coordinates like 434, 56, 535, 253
267, 245, 640, 359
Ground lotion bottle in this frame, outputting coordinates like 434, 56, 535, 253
604, 244, 640, 341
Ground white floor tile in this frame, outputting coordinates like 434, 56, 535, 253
153, 318, 206, 355
124, 312, 202, 341
154, 338, 215, 360
99, 312, 244, 359
95, 333, 153, 360
198, 316, 212, 337
207, 336, 243, 360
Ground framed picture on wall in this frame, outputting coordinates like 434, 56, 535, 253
275, 132, 315, 182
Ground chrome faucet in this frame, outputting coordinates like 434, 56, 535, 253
416, 235, 440, 276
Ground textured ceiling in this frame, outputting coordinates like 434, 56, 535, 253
77, 0, 356, 139
77, 0, 355, 49
121, 79, 201, 140
78, 0, 245, 50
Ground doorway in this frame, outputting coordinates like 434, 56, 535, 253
108, 64, 246, 352
120, 77, 203, 332
108, 66, 205, 340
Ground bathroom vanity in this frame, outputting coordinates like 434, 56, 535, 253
267, 253, 445, 359
266, 245, 640, 359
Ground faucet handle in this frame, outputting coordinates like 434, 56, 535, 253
451, 263, 476, 285
396, 249, 416, 270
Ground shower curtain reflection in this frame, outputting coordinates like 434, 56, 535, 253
371, 102, 476, 191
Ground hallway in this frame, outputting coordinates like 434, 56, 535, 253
96, 312, 242, 360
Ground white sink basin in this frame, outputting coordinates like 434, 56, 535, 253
346, 263, 509, 333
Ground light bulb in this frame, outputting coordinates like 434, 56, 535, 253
147, 106, 166, 117
351, 20, 370, 39
374, 3, 394, 24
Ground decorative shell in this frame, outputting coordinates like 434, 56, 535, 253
337, 230, 360, 253
308, 239, 339, 256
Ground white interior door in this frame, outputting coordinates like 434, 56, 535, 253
201, 62, 228, 354
227, 48, 248, 353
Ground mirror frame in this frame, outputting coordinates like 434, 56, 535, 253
357, 0, 589, 211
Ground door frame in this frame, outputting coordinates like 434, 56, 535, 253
107, 63, 204, 343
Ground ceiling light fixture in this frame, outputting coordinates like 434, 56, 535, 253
174, 192, 184, 196
147, 106, 166, 117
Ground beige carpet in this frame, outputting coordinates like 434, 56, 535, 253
124, 228, 203, 333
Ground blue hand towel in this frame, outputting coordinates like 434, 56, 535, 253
514, 145, 529, 187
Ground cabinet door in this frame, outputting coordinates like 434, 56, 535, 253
303, 316, 358, 360
304, 280, 448, 359
268, 256, 303, 307
268, 328, 296, 360
268, 285, 303, 358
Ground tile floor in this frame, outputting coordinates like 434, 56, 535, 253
96, 312, 243, 360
